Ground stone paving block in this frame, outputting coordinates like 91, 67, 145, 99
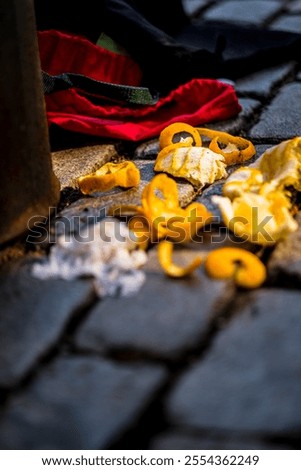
236, 63, 296, 98
0, 260, 94, 388
268, 212, 301, 282
205, 98, 261, 135
0, 356, 166, 449
202, 1, 282, 25
150, 429, 288, 450
287, 0, 301, 13
249, 82, 301, 140
75, 247, 229, 360
51, 144, 117, 190
183, 0, 210, 16
166, 289, 301, 434
269, 15, 301, 33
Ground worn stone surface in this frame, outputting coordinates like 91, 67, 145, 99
51, 144, 118, 190
249, 82, 301, 140
0, 259, 94, 388
0, 356, 166, 449
206, 98, 261, 135
75, 247, 228, 360
287, 0, 301, 13
236, 62, 296, 98
167, 289, 301, 434
134, 139, 159, 160
183, 0, 210, 16
268, 212, 301, 282
270, 14, 301, 33
203, 1, 282, 25
150, 430, 289, 450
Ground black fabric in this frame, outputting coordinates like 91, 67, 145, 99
34, 0, 301, 94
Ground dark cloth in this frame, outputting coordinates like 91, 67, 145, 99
34, 0, 301, 94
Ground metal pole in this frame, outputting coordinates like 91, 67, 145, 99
0, 0, 60, 245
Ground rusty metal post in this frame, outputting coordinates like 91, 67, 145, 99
0, 0, 60, 245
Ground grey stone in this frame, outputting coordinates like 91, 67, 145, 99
75, 247, 229, 360
249, 82, 301, 140
0, 356, 166, 449
134, 139, 159, 159
150, 429, 288, 450
287, 0, 301, 13
182, 0, 210, 16
0, 259, 94, 388
167, 289, 301, 434
205, 98, 261, 135
268, 212, 301, 282
269, 15, 301, 33
51, 144, 117, 189
236, 63, 296, 98
203, 1, 281, 25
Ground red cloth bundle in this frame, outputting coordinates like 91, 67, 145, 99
38, 30, 241, 141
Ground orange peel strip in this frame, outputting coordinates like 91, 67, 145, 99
78, 161, 140, 194
205, 247, 266, 288
196, 128, 256, 165
158, 240, 203, 278
159, 122, 202, 149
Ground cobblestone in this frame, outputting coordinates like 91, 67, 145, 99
202, 1, 282, 25
166, 289, 301, 435
249, 82, 301, 140
0, 356, 166, 449
269, 14, 301, 33
0, 260, 94, 388
75, 246, 229, 360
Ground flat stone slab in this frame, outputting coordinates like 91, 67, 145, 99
0, 356, 166, 449
51, 144, 117, 189
236, 63, 296, 98
287, 0, 301, 13
249, 82, 301, 140
167, 289, 301, 435
270, 15, 301, 33
203, 1, 281, 25
0, 260, 94, 388
204, 98, 261, 135
75, 246, 229, 360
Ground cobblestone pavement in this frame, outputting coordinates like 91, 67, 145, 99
1, 0, 301, 450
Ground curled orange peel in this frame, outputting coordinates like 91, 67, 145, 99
196, 128, 256, 165
110, 173, 212, 247
159, 122, 202, 149
158, 240, 203, 278
158, 122, 255, 166
205, 247, 266, 289
78, 161, 140, 194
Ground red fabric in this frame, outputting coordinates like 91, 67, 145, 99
38, 30, 242, 142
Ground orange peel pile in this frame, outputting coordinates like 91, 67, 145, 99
78, 161, 140, 194
110, 173, 213, 248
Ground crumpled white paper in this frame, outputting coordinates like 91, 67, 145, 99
32, 218, 147, 297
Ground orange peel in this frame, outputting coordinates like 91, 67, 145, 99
196, 128, 256, 165
78, 161, 140, 194
159, 122, 202, 149
110, 174, 212, 247
205, 247, 266, 288
158, 240, 202, 278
